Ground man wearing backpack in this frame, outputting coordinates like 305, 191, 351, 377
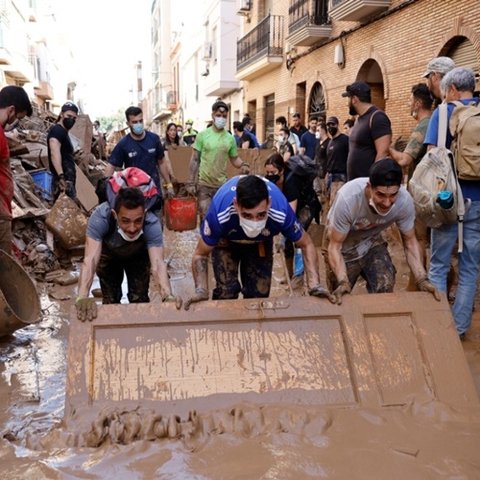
75, 168, 181, 321
342, 82, 392, 181
424, 67, 480, 341
324, 158, 440, 305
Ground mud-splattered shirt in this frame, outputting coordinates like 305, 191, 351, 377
87, 202, 163, 249
201, 176, 303, 246
327, 177, 414, 262
193, 127, 238, 188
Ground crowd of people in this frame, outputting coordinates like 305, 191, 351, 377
0, 54, 476, 343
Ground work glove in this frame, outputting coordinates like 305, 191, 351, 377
162, 294, 183, 309
184, 288, 209, 311
58, 174, 67, 193
332, 280, 351, 305
240, 162, 250, 175
185, 183, 196, 196
75, 297, 98, 322
308, 285, 336, 304
416, 277, 441, 301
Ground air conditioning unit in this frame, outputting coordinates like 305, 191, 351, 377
237, 0, 251, 14
203, 42, 212, 60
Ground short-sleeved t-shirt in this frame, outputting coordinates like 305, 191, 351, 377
201, 176, 303, 246
0, 126, 12, 219
193, 127, 238, 188
327, 177, 414, 262
87, 202, 163, 251
300, 130, 318, 159
47, 123, 76, 183
347, 106, 392, 180
108, 132, 165, 192
326, 133, 349, 175
424, 99, 480, 201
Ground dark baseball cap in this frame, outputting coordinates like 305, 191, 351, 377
341, 81, 371, 98
326, 116, 339, 125
61, 101, 79, 114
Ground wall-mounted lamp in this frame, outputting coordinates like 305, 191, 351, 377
334, 43, 345, 68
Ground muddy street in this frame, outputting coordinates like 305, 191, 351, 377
0, 228, 479, 478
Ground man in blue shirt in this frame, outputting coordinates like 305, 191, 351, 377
300, 115, 319, 160
424, 67, 480, 340
105, 106, 174, 211
185, 175, 334, 309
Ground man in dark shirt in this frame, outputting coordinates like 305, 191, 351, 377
342, 82, 392, 180
290, 112, 308, 139
325, 116, 349, 207
105, 106, 174, 211
299, 115, 318, 160
48, 101, 79, 200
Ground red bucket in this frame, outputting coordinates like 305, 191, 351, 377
164, 196, 198, 231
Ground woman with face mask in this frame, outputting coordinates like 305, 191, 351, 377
264, 153, 321, 282
47, 101, 79, 201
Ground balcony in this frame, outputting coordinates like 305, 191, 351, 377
236, 14, 284, 81
329, 0, 390, 22
287, 0, 331, 47
34, 80, 53, 100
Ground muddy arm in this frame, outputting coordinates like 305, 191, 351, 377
192, 238, 214, 292
78, 237, 103, 298
401, 228, 428, 282
326, 228, 349, 284
157, 155, 172, 184
295, 231, 320, 289
188, 149, 200, 183
148, 246, 172, 298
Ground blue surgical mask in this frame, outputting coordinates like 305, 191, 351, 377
131, 123, 144, 136
214, 116, 227, 129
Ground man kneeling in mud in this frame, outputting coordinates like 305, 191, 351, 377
185, 174, 334, 309
324, 157, 440, 304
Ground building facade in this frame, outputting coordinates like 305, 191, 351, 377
236, 0, 480, 142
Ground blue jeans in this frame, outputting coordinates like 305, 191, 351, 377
429, 201, 480, 334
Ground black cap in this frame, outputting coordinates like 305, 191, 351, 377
61, 101, 79, 114
369, 158, 403, 187
341, 81, 371, 98
326, 116, 339, 125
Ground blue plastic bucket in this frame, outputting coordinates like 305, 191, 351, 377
30, 170, 53, 201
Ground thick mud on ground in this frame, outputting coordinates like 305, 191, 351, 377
1, 227, 480, 478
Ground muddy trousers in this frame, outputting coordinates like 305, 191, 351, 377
0, 219, 12, 255
211, 240, 274, 300
325, 242, 396, 293
96, 249, 150, 304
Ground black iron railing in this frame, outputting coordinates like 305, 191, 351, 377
288, 0, 330, 33
237, 15, 284, 71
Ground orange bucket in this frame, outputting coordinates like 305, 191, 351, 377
164, 196, 198, 231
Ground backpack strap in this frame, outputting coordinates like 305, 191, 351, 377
368, 109, 379, 129
437, 103, 448, 148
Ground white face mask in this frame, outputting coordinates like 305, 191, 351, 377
117, 226, 143, 242
315, 131, 320, 139
368, 198, 393, 217
214, 116, 227, 129
239, 216, 267, 238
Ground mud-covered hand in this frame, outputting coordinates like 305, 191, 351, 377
75, 297, 98, 322
185, 183, 196, 196
332, 280, 351, 305
416, 277, 441, 301
165, 182, 175, 199
184, 288, 209, 311
58, 173, 67, 193
240, 162, 250, 175
309, 285, 336, 304
162, 294, 183, 309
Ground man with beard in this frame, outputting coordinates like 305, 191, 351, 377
105, 106, 175, 213
48, 101, 79, 200
423, 56, 455, 104
323, 158, 439, 305
342, 82, 391, 181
